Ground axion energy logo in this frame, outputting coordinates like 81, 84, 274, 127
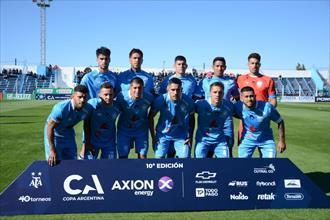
158, 176, 174, 192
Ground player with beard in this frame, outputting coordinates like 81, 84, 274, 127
44, 85, 92, 166
233, 86, 286, 158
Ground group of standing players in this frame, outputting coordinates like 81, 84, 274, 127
44, 47, 286, 166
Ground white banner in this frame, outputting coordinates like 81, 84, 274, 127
279, 96, 315, 103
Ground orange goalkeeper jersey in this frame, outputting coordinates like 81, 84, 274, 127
237, 73, 276, 101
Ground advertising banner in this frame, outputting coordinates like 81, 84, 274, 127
315, 96, 330, 102
279, 96, 315, 103
35, 93, 71, 100
0, 159, 329, 216
35, 88, 73, 94
4, 93, 32, 100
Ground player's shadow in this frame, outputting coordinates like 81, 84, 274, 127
305, 172, 330, 195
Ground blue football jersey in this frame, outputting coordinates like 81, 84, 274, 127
195, 99, 233, 144
151, 93, 195, 139
116, 69, 154, 95
158, 73, 198, 98
46, 99, 92, 140
87, 98, 120, 146
80, 70, 117, 99
116, 91, 153, 135
234, 101, 282, 144
200, 75, 239, 101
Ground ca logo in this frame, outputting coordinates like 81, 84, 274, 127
63, 174, 104, 195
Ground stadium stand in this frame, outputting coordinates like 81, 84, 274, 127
0, 65, 329, 97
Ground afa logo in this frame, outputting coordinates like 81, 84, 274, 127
29, 172, 42, 189
158, 176, 174, 192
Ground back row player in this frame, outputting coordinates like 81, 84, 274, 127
75, 46, 280, 159
79, 47, 154, 158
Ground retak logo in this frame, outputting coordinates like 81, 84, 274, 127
257, 193, 276, 200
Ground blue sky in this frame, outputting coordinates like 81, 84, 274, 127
1, 0, 329, 70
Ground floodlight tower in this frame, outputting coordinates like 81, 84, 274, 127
33, 0, 52, 66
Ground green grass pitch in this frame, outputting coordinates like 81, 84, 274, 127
0, 100, 329, 219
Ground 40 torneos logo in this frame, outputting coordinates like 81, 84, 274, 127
158, 176, 174, 192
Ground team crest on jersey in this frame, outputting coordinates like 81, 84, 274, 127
256, 81, 263, 87
210, 120, 217, 128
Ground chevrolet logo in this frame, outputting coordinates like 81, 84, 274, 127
195, 171, 217, 180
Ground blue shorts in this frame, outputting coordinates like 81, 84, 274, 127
155, 138, 190, 158
44, 128, 77, 160
117, 131, 149, 157
195, 141, 229, 158
238, 140, 276, 158
85, 142, 117, 159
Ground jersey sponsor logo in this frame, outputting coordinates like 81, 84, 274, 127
284, 193, 304, 200
257, 193, 276, 200
29, 172, 42, 189
230, 192, 249, 200
284, 179, 301, 188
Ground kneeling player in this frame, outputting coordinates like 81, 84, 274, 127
84, 82, 120, 159
195, 82, 233, 158
149, 78, 195, 158
233, 86, 286, 158
44, 85, 91, 166
116, 77, 153, 159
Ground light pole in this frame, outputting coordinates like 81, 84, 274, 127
33, 0, 52, 66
